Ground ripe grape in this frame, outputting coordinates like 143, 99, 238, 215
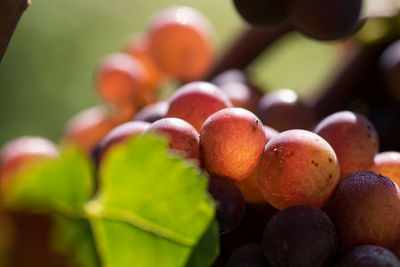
133, 101, 168, 123
287, 0, 362, 41
211, 69, 248, 86
200, 108, 266, 180
144, 118, 201, 165
212, 69, 264, 113
219, 83, 259, 112
216, 202, 278, 265
0, 136, 58, 183
258, 129, 340, 209
234, 170, 264, 204
148, 6, 214, 81
235, 126, 278, 203
232, 0, 288, 27
217, 225, 253, 266
335, 245, 400, 267
111, 104, 137, 124
62, 106, 118, 153
370, 151, 400, 187
94, 53, 150, 107
167, 81, 232, 132
256, 89, 316, 132
324, 171, 400, 252
314, 111, 379, 178
263, 206, 337, 267
124, 33, 164, 90
97, 121, 150, 164
208, 176, 245, 234
263, 125, 279, 140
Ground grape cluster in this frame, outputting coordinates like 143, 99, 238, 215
2, 3, 400, 267
233, 0, 363, 41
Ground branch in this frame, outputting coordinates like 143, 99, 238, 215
311, 37, 399, 119
0, 0, 30, 62
203, 23, 294, 80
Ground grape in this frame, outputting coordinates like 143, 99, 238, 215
218, 225, 253, 266
256, 89, 316, 132
97, 121, 150, 164
263, 206, 337, 267
200, 107, 266, 180
258, 129, 340, 209
133, 101, 168, 123
216, 202, 278, 266
166, 81, 232, 132
144, 118, 201, 165
94, 53, 150, 107
211, 69, 248, 86
371, 151, 400, 187
112, 104, 137, 124
124, 33, 164, 91
62, 106, 118, 153
324, 171, 400, 252
232, 0, 288, 27
263, 125, 279, 140
335, 245, 400, 267
314, 111, 379, 178
226, 243, 269, 267
287, 0, 362, 41
148, 6, 214, 81
235, 169, 265, 204
235, 126, 277, 203
212, 69, 264, 113
0, 136, 58, 183
208, 176, 245, 234
219, 83, 259, 112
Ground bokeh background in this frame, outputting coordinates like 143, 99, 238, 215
0, 0, 341, 147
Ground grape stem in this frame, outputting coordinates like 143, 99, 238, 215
203, 23, 294, 80
0, 0, 30, 62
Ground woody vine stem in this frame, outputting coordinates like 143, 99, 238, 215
0, 0, 30, 62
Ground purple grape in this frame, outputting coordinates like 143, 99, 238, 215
233, 0, 288, 27
133, 101, 168, 123
263, 205, 337, 267
287, 0, 362, 41
335, 245, 400, 267
208, 176, 245, 234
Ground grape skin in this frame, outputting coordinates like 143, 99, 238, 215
287, 0, 362, 41
208, 176, 246, 234
233, 0, 288, 27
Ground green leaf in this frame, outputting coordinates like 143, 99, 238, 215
51, 214, 100, 267
185, 219, 219, 267
86, 134, 217, 267
3, 147, 94, 217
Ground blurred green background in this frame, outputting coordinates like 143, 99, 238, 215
0, 0, 341, 147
